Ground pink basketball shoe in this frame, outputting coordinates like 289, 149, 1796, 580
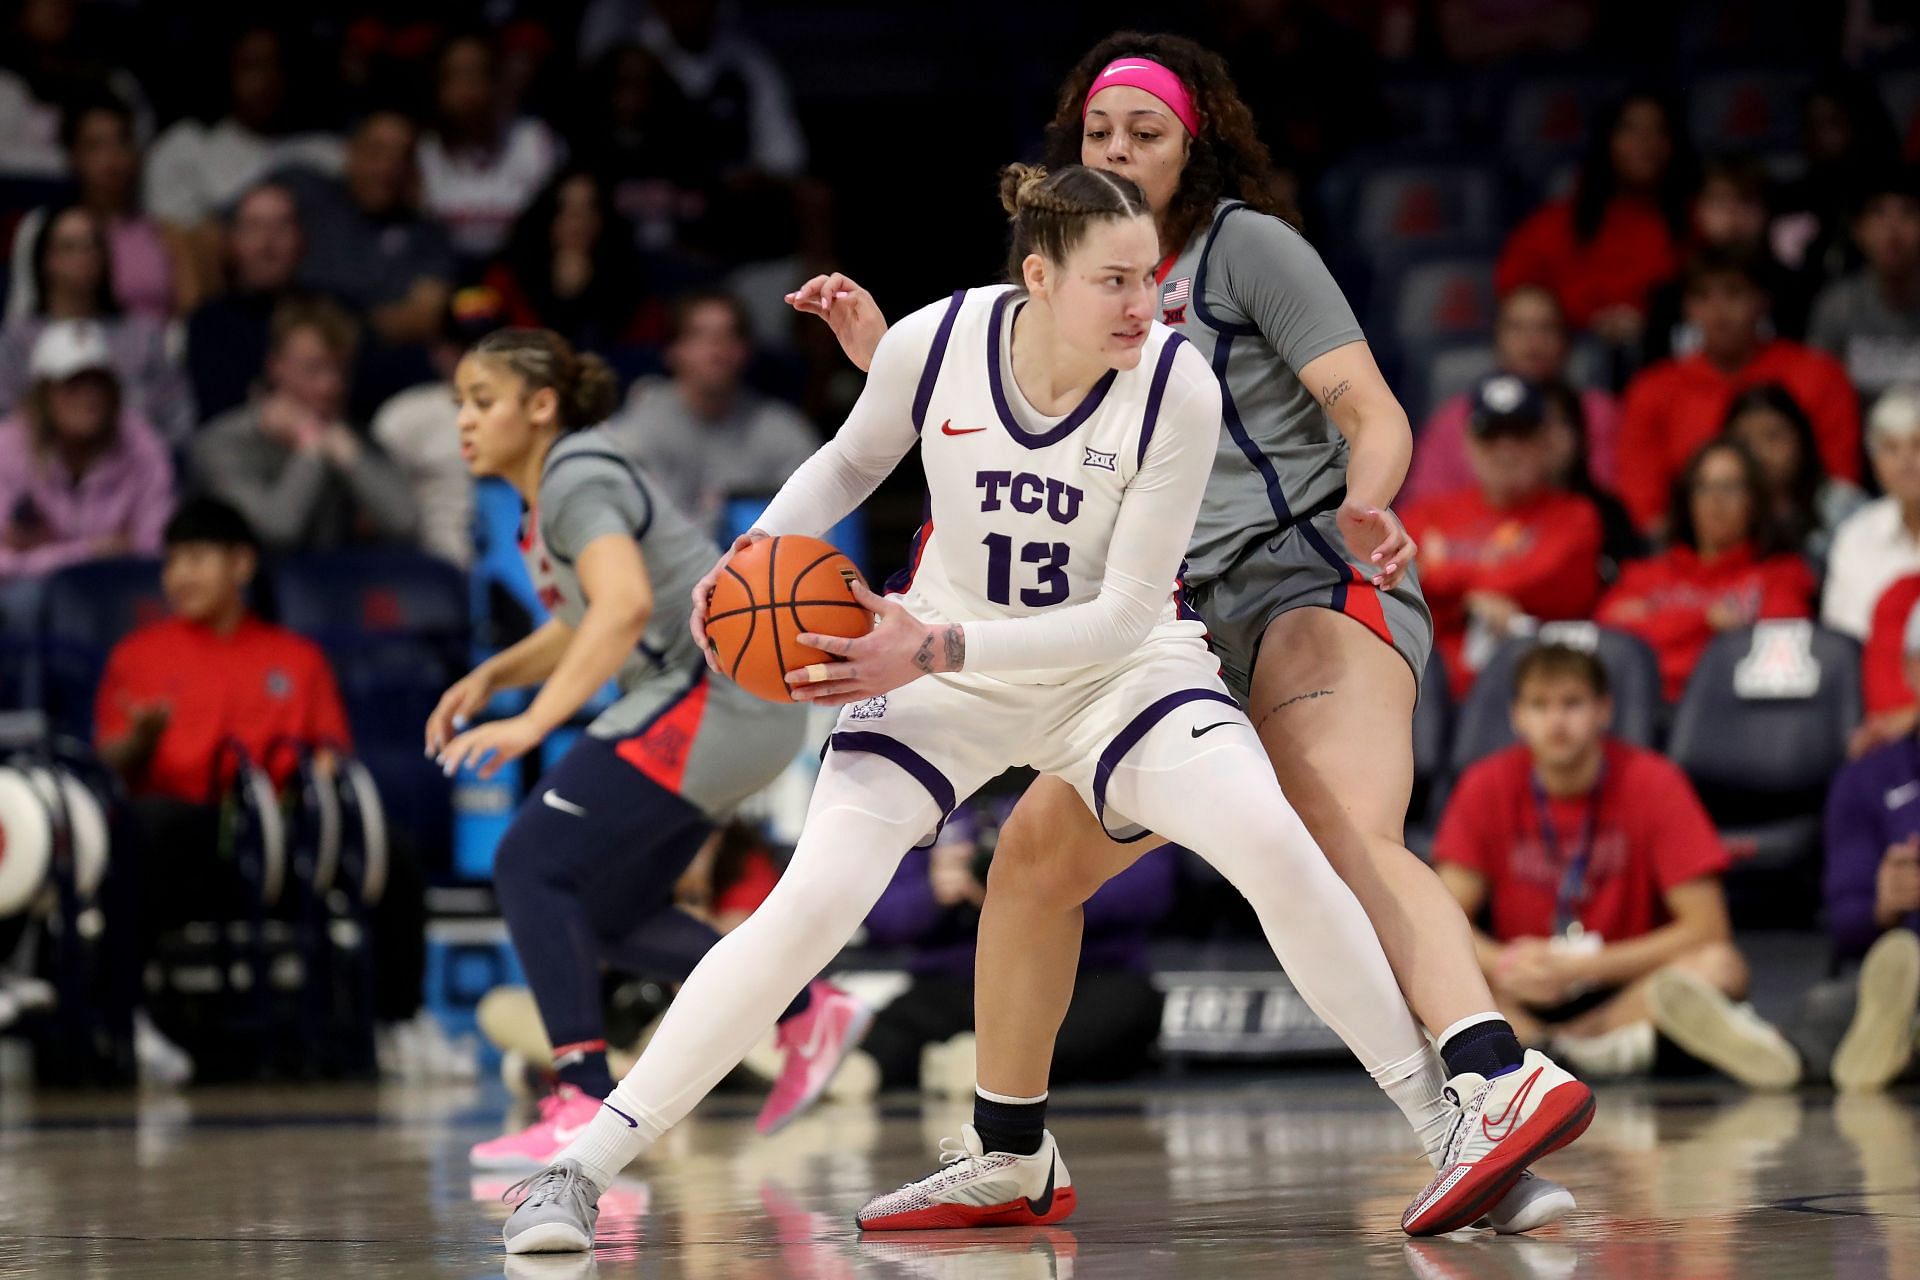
755, 980, 873, 1134
471, 1084, 601, 1171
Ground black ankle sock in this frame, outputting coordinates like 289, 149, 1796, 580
1440, 1019, 1526, 1080
553, 1041, 616, 1100
973, 1090, 1047, 1156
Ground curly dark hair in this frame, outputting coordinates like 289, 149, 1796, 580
1719, 383, 1828, 550
1041, 31, 1296, 255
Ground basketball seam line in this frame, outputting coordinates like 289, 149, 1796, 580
787, 549, 854, 646
722, 563, 755, 682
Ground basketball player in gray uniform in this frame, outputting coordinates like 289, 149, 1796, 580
431, 329, 869, 1170
789, 32, 1587, 1236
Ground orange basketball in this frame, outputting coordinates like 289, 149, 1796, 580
703, 535, 873, 702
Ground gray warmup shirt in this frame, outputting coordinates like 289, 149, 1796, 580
522, 426, 805, 811
1159, 200, 1366, 587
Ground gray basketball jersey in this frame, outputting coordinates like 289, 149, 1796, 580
1157, 200, 1366, 587
522, 426, 716, 717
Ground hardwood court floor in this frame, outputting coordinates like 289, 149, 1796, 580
0, 1076, 1915, 1278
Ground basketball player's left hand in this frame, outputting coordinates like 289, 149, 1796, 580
435, 714, 545, 780
1336, 500, 1416, 590
787, 580, 956, 703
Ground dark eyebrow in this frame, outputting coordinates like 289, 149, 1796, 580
1084, 107, 1169, 121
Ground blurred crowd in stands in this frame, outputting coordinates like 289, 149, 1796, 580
5, 0, 1920, 1092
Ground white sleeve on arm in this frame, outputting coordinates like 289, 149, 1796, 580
753, 301, 943, 538
961, 360, 1223, 673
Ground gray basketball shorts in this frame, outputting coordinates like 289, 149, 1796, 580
1185, 505, 1434, 704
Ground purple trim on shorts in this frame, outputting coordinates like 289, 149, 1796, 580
986, 290, 1118, 448
1137, 333, 1189, 467
1091, 687, 1240, 837
828, 731, 957, 819
911, 289, 968, 433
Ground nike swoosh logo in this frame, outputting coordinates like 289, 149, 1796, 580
542, 790, 588, 818
794, 1003, 844, 1061
1190, 721, 1236, 739
1102, 63, 1155, 77
1887, 781, 1920, 810
1025, 1161, 1056, 1216
552, 1121, 591, 1143
605, 1103, 638, 1129
940, 420, 987, 436
1480, 1066, 1542, 1144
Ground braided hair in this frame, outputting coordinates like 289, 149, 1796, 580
998, 163, 1150, 287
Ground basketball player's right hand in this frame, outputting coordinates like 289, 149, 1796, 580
786, 273, 887, 372
426, 670, 494, 756
691, 531, 769, 670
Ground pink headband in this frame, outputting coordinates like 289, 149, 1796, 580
1082, 57, 1200, 137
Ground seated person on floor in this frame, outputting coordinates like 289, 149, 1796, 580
92, 497, 455, 1079
1432, 642, 1777, 1083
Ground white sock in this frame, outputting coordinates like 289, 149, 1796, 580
1371, 1044, 1455, 1168
559, 1091, 668, 1192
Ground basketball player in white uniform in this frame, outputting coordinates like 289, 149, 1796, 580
498, 164, 1589, 1255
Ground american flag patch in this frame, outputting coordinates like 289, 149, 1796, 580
1162, 277, 1191, 306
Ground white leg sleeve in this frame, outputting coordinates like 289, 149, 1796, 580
560, 751, 939, 1186
1102, 730, 1429, 1077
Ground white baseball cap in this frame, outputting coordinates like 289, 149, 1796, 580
28, 320, 114, 383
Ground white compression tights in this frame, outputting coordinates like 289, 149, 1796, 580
562, 728, 1441, 1188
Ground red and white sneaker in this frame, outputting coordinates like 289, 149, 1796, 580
755, 979, 874, 1134
1402, 1049, 1594, 1237
857, 1124, 1076, 1231
470, 1084, 601, 1171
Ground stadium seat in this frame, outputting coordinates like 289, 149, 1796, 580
1369, 247, 1498, 347
1448, 623, 1663, 776
1688, 67, 1813, 153
37, 558, 166, 740
1351, 163, 1502, 248
1401, 340, 1497, 426
1499, 73, 1630, 182
274, 549, 469, 744
274, 551, 469, 866
1666, 621, 1860, 927
0, 579, 43, 711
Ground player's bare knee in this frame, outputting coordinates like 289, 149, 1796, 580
987, 806, 1102, 909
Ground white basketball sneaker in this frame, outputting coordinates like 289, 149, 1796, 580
1403, 1050, 1594, 1237
857, 1124, 1075, 1231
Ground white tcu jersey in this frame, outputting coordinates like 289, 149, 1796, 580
898, 286, 1205, 684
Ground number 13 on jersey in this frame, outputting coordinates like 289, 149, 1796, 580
982, 533, 1070, 607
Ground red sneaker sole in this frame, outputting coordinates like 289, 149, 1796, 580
1402, 1081, 1595, 1237
858, 1186, 1078, 1231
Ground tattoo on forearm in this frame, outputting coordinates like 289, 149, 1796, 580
912, 632, 936, 675
942, 625, 966, 672
1322, 379, 1351, 409
1255, 687, 1334, 730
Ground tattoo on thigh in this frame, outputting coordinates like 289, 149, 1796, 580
1256, 687, 1334, 729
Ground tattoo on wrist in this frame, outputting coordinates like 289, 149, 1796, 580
1322, 379, 1351, 409
942, 625, 966, 672
912, 631, 936, 675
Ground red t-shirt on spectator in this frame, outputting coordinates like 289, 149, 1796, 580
1495, 195, 1681, 330
1615, 341, 1860, 528
1595, 542, 1815, 701
1434, 739, 1730, 942
1862, 572, 1920, 716
1402, 486, 1604, 698
94, 615, 353, 804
